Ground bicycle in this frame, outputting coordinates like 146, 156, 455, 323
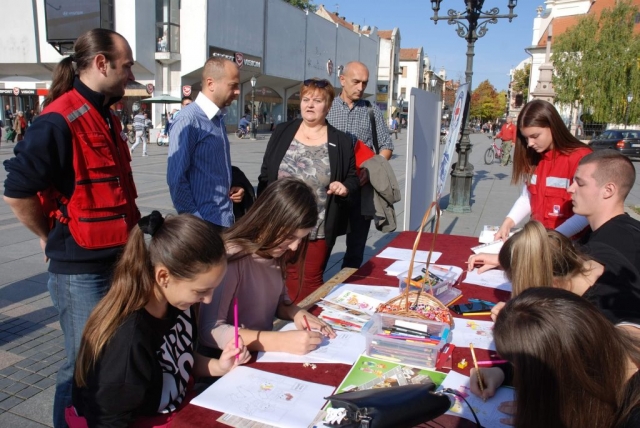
235, 127, 248, 139
484, 138, 503, 164
127, 126, 136, 145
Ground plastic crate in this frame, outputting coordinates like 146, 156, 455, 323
361, 313, 450, 369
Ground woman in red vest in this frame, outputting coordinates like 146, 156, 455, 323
495, 100, 591, 241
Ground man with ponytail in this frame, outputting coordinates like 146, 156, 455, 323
3, 28, 139, 428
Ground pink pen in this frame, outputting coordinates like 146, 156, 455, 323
233, 297, 239, 360
476, 359, 508, 366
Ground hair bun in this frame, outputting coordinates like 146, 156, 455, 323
138, 211, 165, 236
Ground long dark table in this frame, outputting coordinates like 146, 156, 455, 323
172, 232, 510, 427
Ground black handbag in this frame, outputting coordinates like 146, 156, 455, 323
323, 383, 452, 428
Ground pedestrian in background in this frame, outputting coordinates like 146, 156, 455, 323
130, 110, 148, 156
13, 111, 27, 142
389, 116, 399, 140
494, 116, 516, 166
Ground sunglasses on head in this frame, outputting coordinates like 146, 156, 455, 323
303, 79, 330, 88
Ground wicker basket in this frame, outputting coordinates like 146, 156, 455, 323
376, 201, 453, 326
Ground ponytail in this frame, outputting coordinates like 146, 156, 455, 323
75, 212, 225, 387
75, 225, 153, 387
43, 56, 76, 108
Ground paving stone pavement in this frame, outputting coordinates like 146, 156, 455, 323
0, 130, 639, 426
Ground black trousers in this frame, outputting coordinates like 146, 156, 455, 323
342, 196, 372, 269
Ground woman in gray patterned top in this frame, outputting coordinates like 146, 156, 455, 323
258, 78, 359, 303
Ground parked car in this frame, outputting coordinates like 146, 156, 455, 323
589, 129, 640, 157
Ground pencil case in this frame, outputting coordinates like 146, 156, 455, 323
323, 383, 451, 428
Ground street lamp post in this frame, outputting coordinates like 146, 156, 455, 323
625, 92, 633, 129
430, 76, 438, 94
430, 0, 517, 213
250, 76, 257, 140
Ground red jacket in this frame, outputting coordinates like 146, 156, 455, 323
527, 147, 591, 229
496, 123, 517, 142
40, 89, 139, 249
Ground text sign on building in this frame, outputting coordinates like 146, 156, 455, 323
209, 46, 262, 73
0, 89, 36, 96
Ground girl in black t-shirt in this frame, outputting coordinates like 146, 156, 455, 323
70, 212, 249, 427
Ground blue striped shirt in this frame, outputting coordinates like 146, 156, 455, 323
167, 93, 233, 227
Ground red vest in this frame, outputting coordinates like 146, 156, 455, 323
527, 147, 591, 230
39, 89, 140, 249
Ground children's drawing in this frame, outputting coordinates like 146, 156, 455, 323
438, 370, 514, 427
192, 367, 333, 428
451, 318, 496, 351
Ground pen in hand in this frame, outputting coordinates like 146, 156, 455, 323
303, 314, 311, 331
469, 343, 486, 402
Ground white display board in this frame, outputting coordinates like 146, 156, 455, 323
403, 88, 441, 231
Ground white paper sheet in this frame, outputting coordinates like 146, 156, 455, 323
438, 370, 514, 427
376, 247, 442, 263
191, 366, 335, 428
450, 318, 496, 351
384, 262, 463, 282
463, 269, 512, 292
322, 283, 400, 316
471, 240, 504, 255
256, 323, 366, 365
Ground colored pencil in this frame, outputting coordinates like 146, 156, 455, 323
477, 359, 508, 366
469, 343, 485, 402
446, 294, 464, 307
303, 314, 311, 331
233, 297, 239, 361
462, 311, 492, 316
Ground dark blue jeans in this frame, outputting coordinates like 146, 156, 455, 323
47, 273, 110, 428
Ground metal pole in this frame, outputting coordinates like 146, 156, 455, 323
430, 0, 517, 213
626, 102, 630, 129
448, 12, 477, 213
251, 87, 256, 139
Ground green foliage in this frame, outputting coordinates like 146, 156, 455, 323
284, 0, 317, 12
470, 80, 505, 121
512, 63, 531, 100
552, 1, 640, 124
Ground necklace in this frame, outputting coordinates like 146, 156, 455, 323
300, 123, 326, 142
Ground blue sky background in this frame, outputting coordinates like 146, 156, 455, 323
326, 0, 540, 91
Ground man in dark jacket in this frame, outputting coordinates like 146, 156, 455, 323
3, 29, 138, 428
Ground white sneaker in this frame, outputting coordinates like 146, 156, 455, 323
142, 152, 148, 157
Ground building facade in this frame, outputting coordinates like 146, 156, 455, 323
375, 29, 401, 117
0, 0, 380, 132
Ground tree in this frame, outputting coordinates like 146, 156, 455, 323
511, 62, 531, 101
553, 1, 640, 124
470, 80, 504, 122
284, 0, 317, 12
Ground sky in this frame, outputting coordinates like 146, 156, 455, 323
325, 0, 540, 91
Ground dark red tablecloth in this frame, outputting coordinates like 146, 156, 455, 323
172, 232, 510, 428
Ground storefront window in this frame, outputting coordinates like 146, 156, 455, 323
155, 0, 179, 53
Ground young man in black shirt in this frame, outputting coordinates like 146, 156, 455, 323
569, 149, 640, 268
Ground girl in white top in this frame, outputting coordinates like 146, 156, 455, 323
199, 177, 336, 354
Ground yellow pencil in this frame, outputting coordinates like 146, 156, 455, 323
469, 343, 486, 402
462, 311, 492, 316
446, 294, 464, 307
